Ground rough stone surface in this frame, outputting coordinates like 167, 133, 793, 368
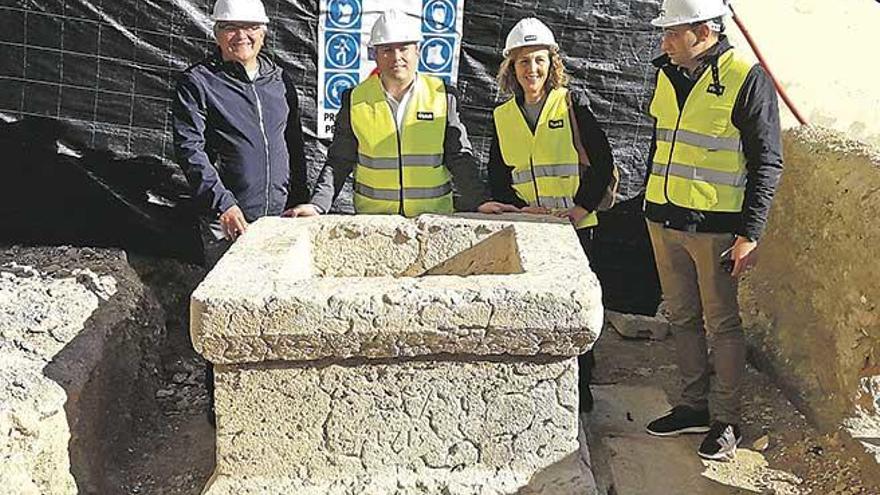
207, 357, 591, 494
194, 214, 601, 493
0, 246, 164, 494
191, 214, 603, 364
844, 374, 880, 463
605, 311, 670, 341
739, 127, 880, 445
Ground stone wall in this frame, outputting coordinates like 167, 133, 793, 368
740, 128, 880, 457
0, 247, 164, 493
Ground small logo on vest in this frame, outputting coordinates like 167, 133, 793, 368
549, 119, 564, 129
524, 34, 537, 42
417, 111, 434, 121
707, 82, 726, 96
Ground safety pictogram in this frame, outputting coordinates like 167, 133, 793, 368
422, 0, 456, 34
324, 31, 360, 70
419, 36, 454, 73
324, 72, 359, 110
326, 0, 362, 29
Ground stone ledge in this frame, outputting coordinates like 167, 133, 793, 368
192, 215, 603, 364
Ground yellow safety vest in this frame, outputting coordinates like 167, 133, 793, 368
349, 74, 452, 216
493, 87, 597, 229
646, 49, 753, 212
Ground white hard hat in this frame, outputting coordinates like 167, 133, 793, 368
369, 9, 422, 48
651, 0, 730, 28
503, 18, 558, 58
212, 0, 270, 24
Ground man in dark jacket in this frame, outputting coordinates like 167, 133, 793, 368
642, 0, 783, 461
173, 0, 308, 267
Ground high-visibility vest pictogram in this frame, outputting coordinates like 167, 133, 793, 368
494, 87, 597, 229
647, 49, 753, 212
350, 74, 452, 216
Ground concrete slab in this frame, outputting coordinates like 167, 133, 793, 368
586, 384, 804, 495
604, 436, 732, 495
589, 385, 672, 436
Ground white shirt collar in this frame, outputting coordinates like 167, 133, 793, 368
382, 73, 419, 131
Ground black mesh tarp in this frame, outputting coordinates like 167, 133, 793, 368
0, 0, 661, 311
1, 0, 662, 194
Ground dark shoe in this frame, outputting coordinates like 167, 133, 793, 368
645, 405, 710, 436
698, 422, 742, 461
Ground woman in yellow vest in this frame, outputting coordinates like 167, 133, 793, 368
488, 17, 615, 412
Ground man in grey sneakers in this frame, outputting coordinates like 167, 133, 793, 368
643, 0, 783, 460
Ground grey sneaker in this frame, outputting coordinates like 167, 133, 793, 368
698, 422, 742, 461
646, 405, 711, 436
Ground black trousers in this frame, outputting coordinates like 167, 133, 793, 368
577, 227, 596, 412
198, 219, 230, 427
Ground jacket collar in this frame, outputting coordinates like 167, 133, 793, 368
208, 49, 278, 82
652, 35, 733, 75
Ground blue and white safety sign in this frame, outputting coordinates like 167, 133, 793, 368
317, 0, 465, 139
324, 72, 359, 110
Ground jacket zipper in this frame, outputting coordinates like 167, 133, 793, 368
529, 156, 541, 207
520, 99, 543, 208
252, 83, 271, 217
391, 101, 405, 216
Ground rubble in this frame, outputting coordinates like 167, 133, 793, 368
606, 310, 670, 340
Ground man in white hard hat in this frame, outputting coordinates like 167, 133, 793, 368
173, 0, 308, 267
173, 0, 309, 427
287, 9, 515, 217
642, 0, 783, 461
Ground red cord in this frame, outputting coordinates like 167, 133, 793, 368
729, 5, 808, 125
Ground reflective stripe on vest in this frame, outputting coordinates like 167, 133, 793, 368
355, 182, 453, 200
646, 49, 753, 213
350, 74, 451, 216
493, 87, 597, 229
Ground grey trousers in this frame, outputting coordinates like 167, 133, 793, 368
646, 221, 745, 424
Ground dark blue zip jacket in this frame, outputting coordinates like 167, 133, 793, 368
173, 51, 308, 222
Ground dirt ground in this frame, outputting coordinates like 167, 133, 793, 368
108, 257, 215, 495
592, 327, 880, 495
106, 256, 879, 494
